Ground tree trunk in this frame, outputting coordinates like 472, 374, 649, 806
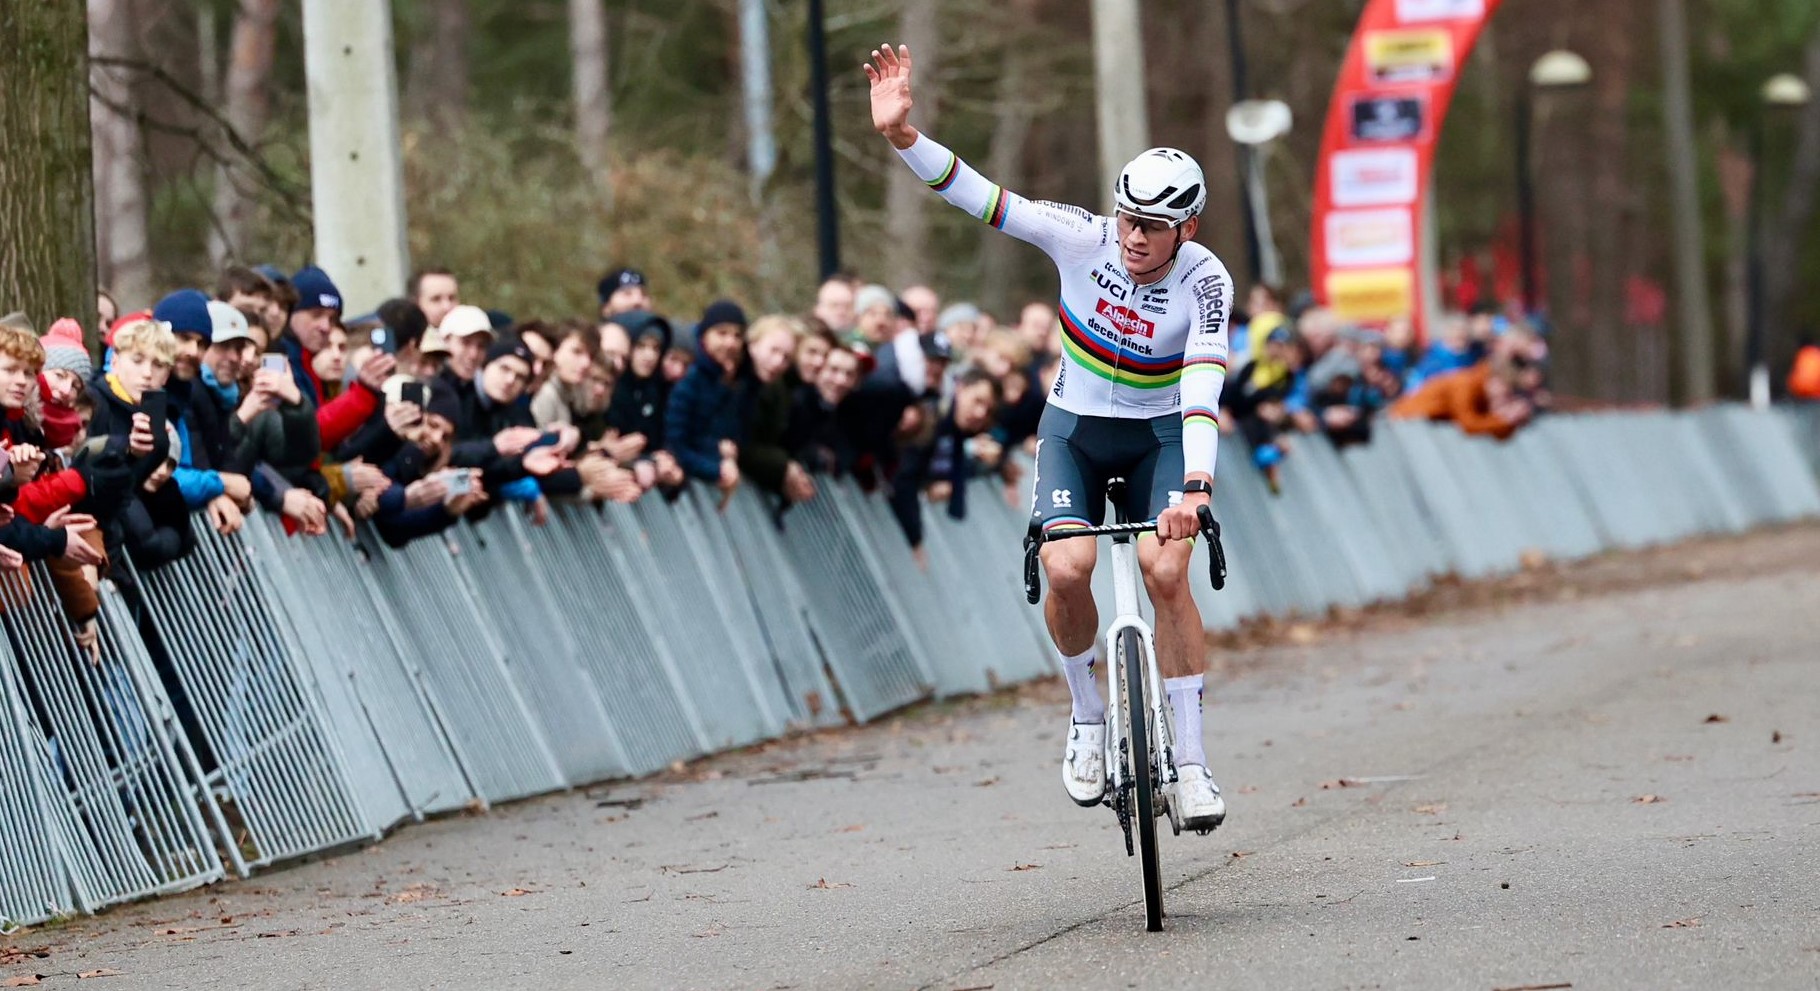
978, 22, 1034, 318
570, 0, 611, 190
1760, 31, 1820, 387
406, 0, 470, 129
1714, 127, 1751, 397
1198, 0, 1248, 287
1657, 0, 1716, 404
736, 0, 774, 201
87, 0, 152, 311
884, 0, 939, 289
0, 1, 98, 338
208, 0, 280, 265
1583, 0, 1637, 402
1089, 0, 1151, 216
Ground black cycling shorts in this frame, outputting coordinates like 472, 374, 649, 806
1030, 406, 1184, 533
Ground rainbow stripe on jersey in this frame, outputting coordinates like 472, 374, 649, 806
1058, 299, 1184, 390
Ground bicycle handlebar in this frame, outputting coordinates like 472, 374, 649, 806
1023, 505, 1227, 605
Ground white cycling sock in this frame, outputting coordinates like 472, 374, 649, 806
1166, 674, 1206, 768
1061, 647, 1105, 724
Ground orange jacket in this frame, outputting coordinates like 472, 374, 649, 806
1389, 362, 1520, 440
1789, 345, 1820, 400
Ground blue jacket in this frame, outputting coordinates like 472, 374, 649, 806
664, 351, 753, 483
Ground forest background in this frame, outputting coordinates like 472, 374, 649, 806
76, 0, 1820, 404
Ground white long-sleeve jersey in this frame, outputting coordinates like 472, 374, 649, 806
896, 134, 1231, 478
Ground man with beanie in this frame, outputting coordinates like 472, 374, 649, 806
282, 265, 396, 456
597, 267, 652, 319
38, 318, 92, 450
665, 300, 753, 493
444, 339, 584, 509
152, 289, 256, 535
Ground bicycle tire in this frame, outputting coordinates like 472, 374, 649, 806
1122, 629, 1164, 932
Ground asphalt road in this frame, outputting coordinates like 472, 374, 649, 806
5, 535, 1817, 991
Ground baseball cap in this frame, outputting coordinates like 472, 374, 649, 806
205, 300, 256, 345
485, 339, 535, 369
437, 304, 496, 340
920, 331, 954, 362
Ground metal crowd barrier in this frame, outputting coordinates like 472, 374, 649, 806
3, 403, 1816, 926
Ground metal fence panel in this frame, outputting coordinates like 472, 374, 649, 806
240, 517, 474, 819
620, 497, 786, 750
445, 517, 630, 786
0, 638, 80, 930
719, 491, 847, 729
1708, 406, 1820, 521
1785, 404, 1820, 482
773, 484, 931, 722
1498, 427, 1609, 561
0, 569, 222, 915
524, 505, 709, 774
665, 491, 800, 731
362, 531, 567, 803
130, 526, 374, 870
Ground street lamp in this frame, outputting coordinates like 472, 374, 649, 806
1226, 99, 1293, 287
1748, 72, 1812, 408
1516, 50, 1593, 316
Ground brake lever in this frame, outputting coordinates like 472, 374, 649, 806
1195, 504, 1226, 591
1022, 524, 1043, 605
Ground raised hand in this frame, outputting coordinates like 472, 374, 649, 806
863, 44, 918, 149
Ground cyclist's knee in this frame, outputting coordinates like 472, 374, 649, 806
1040, 540, 1096, 594
1138, 539, 1192, 596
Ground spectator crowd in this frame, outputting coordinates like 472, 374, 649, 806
0, 257, 1556, 644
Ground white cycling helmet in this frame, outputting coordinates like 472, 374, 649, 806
1114, 148, 1207, 226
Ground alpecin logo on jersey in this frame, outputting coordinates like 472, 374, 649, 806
1095, 298, 1155, 338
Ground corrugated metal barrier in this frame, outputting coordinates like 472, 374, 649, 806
2, 403, 1816, 924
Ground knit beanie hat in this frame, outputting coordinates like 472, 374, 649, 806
40, 319, 93, 380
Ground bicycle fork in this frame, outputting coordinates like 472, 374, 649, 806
1102, 538, 1178, 828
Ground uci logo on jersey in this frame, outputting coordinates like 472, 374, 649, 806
1095, 298, 1156, 338
1090, 269, 1129, 300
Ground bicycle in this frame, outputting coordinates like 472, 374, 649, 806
1022, 479, 1227, 932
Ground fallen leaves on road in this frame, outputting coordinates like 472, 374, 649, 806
500, 888, 537, 897
1230, 851, 1255, 860
1771, 730, 1783, 744
1291, 797, 1308, 808
1404, 860, 1444, 867
77, 970, 123, 979
1008, 864, 1041, 872
1413, 803, 1448, 816
808, 878, 853, 889
1662, 917, 1702, 928
1320, 778, 1363, 790
685, 811, 719, 822
1703, 714, 1728, 724
1491, 984, 1572, 991
2, 977, 42, 988
1286, 624, 1319, 645
660, 864, 729, 875
1236, 785, 1260, 794
973, 777, 1000, 788
1633, 794, 1667, 805
835, 824, 865, 833
0, 949, 48, 968
386, 884, 439, 905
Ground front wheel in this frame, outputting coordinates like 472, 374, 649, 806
1122, 629, 1164, 932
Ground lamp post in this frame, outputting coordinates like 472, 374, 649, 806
1748, 72, 1812, 409
1226, 99, 1292, 288
807, 0, 840, 279
1515, 50, 1592, 317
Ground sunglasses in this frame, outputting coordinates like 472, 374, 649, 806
1116, 212, 1184, 235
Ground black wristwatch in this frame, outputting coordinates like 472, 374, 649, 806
1182, 479, 1213, 498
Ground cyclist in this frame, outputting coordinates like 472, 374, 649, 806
866, 44, 1233, 830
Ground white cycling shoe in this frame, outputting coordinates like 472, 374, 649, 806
1172, 763, 1227, 831
1062, 721, 1107, 806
